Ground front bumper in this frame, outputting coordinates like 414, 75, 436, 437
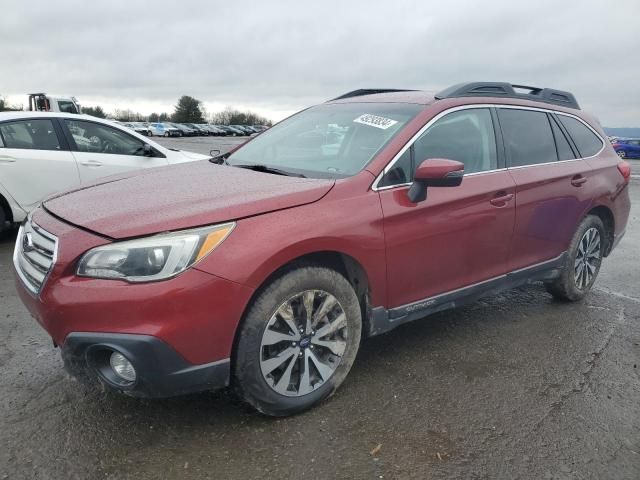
13, 208, 256, 398
62, 332, 230, 397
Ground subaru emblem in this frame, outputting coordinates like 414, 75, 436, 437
22, 232, 34, 253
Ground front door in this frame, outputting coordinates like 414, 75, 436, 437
378, 107, 516, 308
62, 118, 168, 184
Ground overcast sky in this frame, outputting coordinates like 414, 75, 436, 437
1, 0, 638, 125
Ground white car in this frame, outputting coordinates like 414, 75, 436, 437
148, 122, 181, 137
0, 112, 210, 227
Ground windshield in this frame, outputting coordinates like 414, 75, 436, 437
226, 102, 422, 178
57, 100, 78, 113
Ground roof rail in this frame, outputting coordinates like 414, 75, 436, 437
434, 82, 580, 110
329, 89, 416, 101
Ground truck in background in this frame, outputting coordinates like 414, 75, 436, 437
28, 93, 82, 114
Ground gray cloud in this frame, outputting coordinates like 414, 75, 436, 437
1, 0, 638, 124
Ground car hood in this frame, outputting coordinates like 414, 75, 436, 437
44, 161, 335, 239
177, 150, 210, 161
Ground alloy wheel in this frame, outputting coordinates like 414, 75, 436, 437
260, 290, 347, 397
574, 227, 601, 289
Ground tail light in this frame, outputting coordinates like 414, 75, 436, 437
617, 161, 631, 183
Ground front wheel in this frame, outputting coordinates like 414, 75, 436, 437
233, 266, 362, 416
617, 150, 626, 158
545, 215, 605, 301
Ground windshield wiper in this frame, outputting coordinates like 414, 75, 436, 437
234, 164, 306, 178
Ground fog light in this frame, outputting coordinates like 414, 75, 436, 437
109, 352, 136, 383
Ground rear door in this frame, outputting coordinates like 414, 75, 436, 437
498, 107, 592, 270
62, 118, 168, 184
378, 107, 516, 308
0, 118, 79, 211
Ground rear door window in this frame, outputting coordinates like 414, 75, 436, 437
0, 119, 62, 150
557, 115, 603, 158
498, 109, 557, 167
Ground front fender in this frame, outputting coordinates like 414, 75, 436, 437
0, 180, 27, 223
194, 186, 388, 307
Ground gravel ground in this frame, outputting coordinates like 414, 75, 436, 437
1, 139, 638, 479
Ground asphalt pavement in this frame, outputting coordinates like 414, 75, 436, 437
0, 141, 638, 479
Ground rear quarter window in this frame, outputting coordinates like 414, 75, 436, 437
557, 115, 604, 157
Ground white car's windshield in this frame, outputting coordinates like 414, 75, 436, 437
227, 102, 422, 178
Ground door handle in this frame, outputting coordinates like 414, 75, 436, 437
0, 155, 16, 163
571, 175, 587, 187
489, 192, 514, 207
80, 160, 103, 167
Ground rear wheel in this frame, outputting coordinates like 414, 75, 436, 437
233, 266, 362, 416
545, 215, 605, 301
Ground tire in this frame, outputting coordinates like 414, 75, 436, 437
0, 207, 6, 234
164, 132, 169, 137
545, 215, 605, 301
233, 266, 362, 416
617, 150, 626, 158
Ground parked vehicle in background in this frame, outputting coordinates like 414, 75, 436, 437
132, 122, 153, 136
184, 123, 209, 136
28, 93, 82, 114
169, 123, 196, 137
252, 125, 269, 132
231, 125, 253, 135
216, 125, 245, 136
148, 122, 181, 137
243, 126, 259, 134
200, 125, 225, 136
0, 112, 209, 227
117, 121, 152, 137
208, 125, 230, 136
612, 138, 640, 158
12, 82, 630, 416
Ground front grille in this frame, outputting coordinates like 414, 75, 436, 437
13, 220, 58, 295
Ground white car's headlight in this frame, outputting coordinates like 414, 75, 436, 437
77, 223, 235, 282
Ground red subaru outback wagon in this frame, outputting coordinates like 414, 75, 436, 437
14, 82, 631, 416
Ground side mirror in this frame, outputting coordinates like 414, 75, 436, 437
143, 144, 154, 157
407, 159, 464, 203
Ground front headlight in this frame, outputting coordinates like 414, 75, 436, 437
77, 223, 235, 282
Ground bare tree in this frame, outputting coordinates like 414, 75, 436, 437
210, 106, 272, 126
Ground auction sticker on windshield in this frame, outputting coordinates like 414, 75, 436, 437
353, 114, 398, 130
